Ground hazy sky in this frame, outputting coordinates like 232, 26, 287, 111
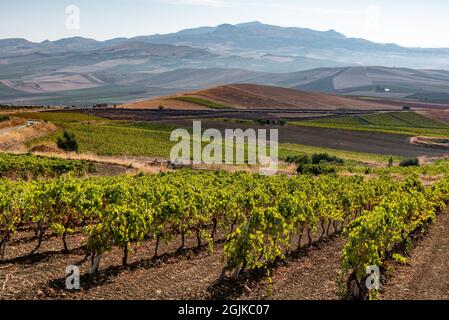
1, 0, 448, 48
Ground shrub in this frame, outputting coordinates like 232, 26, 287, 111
57, 131, 79, 152
0, 115, 10, 122
399, 158, 420, 167
311, 153, 344, 165
388, 157, 394, 168
285, 155, 310, 165
296, 164, 336, 175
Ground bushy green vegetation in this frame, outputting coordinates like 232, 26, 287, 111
57, 131, 79, 152
285, 153, 344, 165
286, 153, 344, 174
0, 115, 10, 122
296, 163, 336, 175
311, 153, 344, 165
172, 96, 233, 109
280, 143, 401, 166
0, 153, 94, 179
285, 154, 311, 165
399, 158, 420, 167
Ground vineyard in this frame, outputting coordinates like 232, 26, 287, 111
1, 169, 449, 299
0, 153, 95, 179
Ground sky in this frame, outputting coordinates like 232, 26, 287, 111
1, 0, 448, 48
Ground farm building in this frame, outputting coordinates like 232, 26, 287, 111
259, 117, 281, 125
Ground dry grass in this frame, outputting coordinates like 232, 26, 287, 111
121, 96, 206, 110
0, 122, 57, 151
0, 117, 26, 129
29, 151, 172, 174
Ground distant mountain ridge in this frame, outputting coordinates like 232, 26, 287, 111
2, 21, 449, 68
2, 22, 449, 105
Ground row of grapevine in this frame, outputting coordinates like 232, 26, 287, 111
1, 170, 449, 298
341, 176, 449, 299
0, 153, 95, 179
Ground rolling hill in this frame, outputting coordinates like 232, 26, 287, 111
2, 22, 449, 105
122, 84, 394, 110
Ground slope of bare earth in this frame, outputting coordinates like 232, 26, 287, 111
417, 108, 449, 126
0, 122, 57, 151
382, 210, 449, 300
121, 84, 396, 110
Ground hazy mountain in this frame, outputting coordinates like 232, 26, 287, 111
134, 21, 449, 70
2, 22, 449, 105
2, 21, 449, 69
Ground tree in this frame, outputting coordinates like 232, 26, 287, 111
57, 131, 79, 152
388, 157, 394, 168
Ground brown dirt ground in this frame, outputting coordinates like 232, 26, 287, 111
2, 211, 449, 300
418, 109, 449, 126
121, 84, 396, 110
382, 211, 449, 300
0, 122, 57, 151
0, 224, 344, 300
159, 119, 447, 158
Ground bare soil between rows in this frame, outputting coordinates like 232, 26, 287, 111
382, 210, 449, 300
2, 210, 449, 300
0, 225, 345, 300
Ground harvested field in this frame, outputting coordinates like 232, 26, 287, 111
159, 119, 448, 157
122, 84, 397, 110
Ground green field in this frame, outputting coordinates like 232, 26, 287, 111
29, 122, 176, 157
19, 111, 406, 167
14, 111, 104, 123
293, 112, 449, 137
29, 121, 385, 166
